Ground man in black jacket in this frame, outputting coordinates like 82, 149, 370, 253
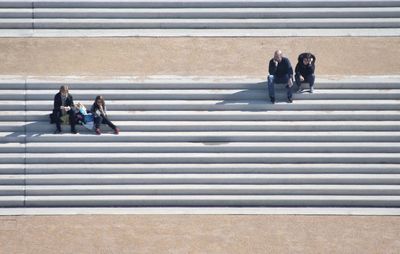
267, 50, 294, 103
295, 52, 316, 93
53, 85, 77, 134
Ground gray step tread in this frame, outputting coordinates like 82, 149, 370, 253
30, 7, 400, 12
20, 184, 400, 196
15, 173, 400, 179
28, 0, 400, 8
5, 88, 400, 94
16, 110, 400, 116
23, 195, 400, 201
2, 99, 398, 104
4, 163, 398, 174
21, 184, 400, 195
21, 142, 400, 148
2, 120, 400, 126
12, 152, 400, 159
29, 18, 400, 22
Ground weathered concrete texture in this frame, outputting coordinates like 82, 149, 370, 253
0, 215, 399, 254
0, 37, 398, 77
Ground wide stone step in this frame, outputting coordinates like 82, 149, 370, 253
4, 110, 399, 122
27, 7, 400, 19
2, 18, 399, 29
22, 184, 400, 196
31, 18, 400, 29
0, 153, 397, 164
1, 80, 397, 90
5, 142, 399, 153
2, 121, 400, 132
9, 163, 400, 174
2, 131, 400, 143
1, 174, 399, 185
2, 89, 399, 100
2, 100, 399, 111
23, 195, 400, 207
0, 18, 400, 29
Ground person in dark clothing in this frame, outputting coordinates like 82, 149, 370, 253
267, 50, 294, 103
90, 95, 119, 135
53, 85, 77, 134
295, 52, 316, 93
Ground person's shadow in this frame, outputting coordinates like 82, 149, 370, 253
214, 81, 296, 111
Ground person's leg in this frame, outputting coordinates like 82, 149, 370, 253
276, 75, 293, 102
267, 75, 276, 103
53, 109, 62, 133
94, 115, 102, 134
307, 74, 315, 92
101, 117, 116, 130
295, 73, 302, 91
68, 110, 77, 133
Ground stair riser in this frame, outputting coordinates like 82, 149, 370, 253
32, 21, 400, 29
2, 92, 398, 101
23, 199, 400, 208
22, 167, 400, 175
0, 135, 397, 143
21, 188, 400, 196
18, 146, 400, 153
10, 114, 400, 122
32, 11, 400, 19
19, 156, 400, 164
1, 83, 398, 90
3, 103, 400, 111
2, 124, 400, 132
30, 1, 400, 8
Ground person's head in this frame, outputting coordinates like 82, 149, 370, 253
274, 50, 283, 63
302, 53, 312, 65
59, 85, 69, 96
95, 95, 105, 108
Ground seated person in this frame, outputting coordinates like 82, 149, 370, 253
295, 52, 316, 93
52, 85, 77, 134
90, 95, 119, 135
267, 50, 294, 103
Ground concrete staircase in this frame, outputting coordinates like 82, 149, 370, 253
0, 77, 399, 209
0, 0, 399, 36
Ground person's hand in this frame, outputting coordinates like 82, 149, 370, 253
288, 79, 293, 87
300, 76, 305, 82
65, 106, 71, 111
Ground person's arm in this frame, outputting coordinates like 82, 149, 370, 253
309, 63, 315, 74
53, 93, 60, 110
287, 59, 293, 78
68, 95, 74, 108
295, 62, 300, 76
311, 53, 316, 64
268, 59, 277, 75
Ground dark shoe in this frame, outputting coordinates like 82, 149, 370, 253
54, 129, 62, 134
270, 97, 275, 104
71, 129, 78, 134
114, 128, 120, 135
95, 128, 101, 135
287, 97, 293, 103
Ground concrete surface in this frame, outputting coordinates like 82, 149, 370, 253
0, 215, 399, 254
0, 37, 399, 76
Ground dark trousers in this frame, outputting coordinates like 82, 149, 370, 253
94, 115, 116, 130
267, 74, 293, 99
53, 109, 76, 131
295, 73, 315, 89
